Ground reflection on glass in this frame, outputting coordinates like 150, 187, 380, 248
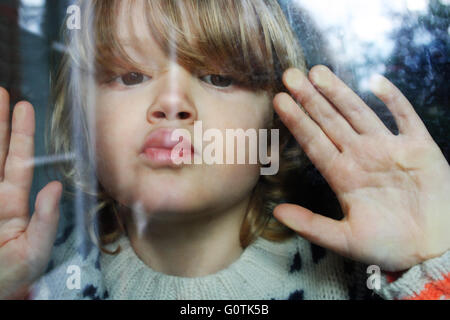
0, 0, 448, 301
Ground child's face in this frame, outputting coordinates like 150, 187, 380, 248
93, 4, 274, 220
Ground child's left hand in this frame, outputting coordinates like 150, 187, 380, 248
273, 65, 450, 272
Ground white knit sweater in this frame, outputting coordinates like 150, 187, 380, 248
30, 223, 450, 300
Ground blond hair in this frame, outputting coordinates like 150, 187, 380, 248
47, 0, 310, 252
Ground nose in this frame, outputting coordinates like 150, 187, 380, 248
147, 65, 197, 125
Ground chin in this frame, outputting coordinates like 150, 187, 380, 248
126, 199, 215, 224
128, 183, 206, 214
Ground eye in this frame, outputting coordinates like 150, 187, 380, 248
200, 74, 234, 88
114, 72, 151, 86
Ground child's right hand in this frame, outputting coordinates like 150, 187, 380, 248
0, 87, 62, 299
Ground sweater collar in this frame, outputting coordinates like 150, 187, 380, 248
100, 234, 298, 299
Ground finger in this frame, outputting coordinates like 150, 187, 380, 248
273, 203, 350, 258
0, 87, 11, 181
25, 181, 62, 264
283, 68, 359, 151
274, 93, 340, 176
4, 101, 35, 190
309, 65, 391, 136
370, 75, 431, 138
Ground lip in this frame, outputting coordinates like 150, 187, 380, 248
142, 128, 184, 152
140, 128, 194, 167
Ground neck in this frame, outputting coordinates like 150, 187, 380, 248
118, 198, 251, 277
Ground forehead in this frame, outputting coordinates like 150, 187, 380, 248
113, 2, 166, 67
114, 1, 196, 65
116, 2, 149, 42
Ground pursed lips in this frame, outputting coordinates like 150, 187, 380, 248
141, 128, 195, 165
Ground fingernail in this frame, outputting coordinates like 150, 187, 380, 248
284, 69, 304, 91
276, 211, 298, 230
41, 196, 54, 214
370, 74, 390, 95
276, 94, 294, 114
311, 65, 332, 88
15, 103, 26, 122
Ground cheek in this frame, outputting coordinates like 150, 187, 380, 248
211, 164, 261, 202
220, 94, 272, 130
94, 112, 142, 202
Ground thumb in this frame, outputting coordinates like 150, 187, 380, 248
273, 203, 350, 257
25, 181, 63, 262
